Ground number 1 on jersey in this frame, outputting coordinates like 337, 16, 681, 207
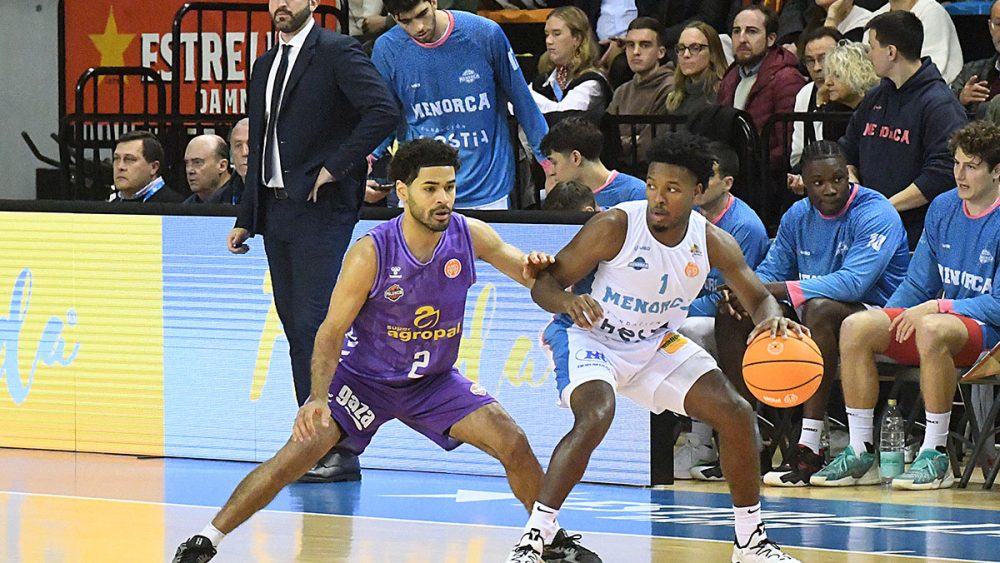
658, 274, 669, 295
407, 350, 430, 379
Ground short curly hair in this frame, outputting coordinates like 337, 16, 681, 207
824, 40, 878, 100
388, 138, 461, 185
647, 131, 715, 188
949, 121, 1000, 171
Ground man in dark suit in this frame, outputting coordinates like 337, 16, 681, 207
226, 0, 399, 483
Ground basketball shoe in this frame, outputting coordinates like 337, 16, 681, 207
763, 445, 825, 487
732, 525, 801, 562
171, 535, 216, 563
809, 445, 879, 486
892, 448, 953, 490
506, 529, 544, 563
674, 433, 718, 480
543, 529, 602, 562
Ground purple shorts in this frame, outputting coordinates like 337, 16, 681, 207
326, 364, 495, 454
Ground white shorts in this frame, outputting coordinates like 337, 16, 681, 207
545, 323, 719, 416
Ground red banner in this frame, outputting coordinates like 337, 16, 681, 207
62, 1, 343, 116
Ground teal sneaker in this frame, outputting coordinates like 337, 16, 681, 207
892, 448, 954, 490
809, 446, 879, 486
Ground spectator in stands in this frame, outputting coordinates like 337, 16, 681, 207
532, 7, 613, 120
789, 37, 879, 184
607, 17, 674, 163
665, 21, 728, 116
839, 11, 967, 248
868, 0, 963, 83
790, 27, 844, 168
226, 118, 248, 205
718, 4, 807, 168
541, 116, 646, 208
696, 140, 910, 485
950, 0, 1000, 120
183, 135, 237, 205
674, 141, 769, 480
111, 130, 184, 203
541, 180, 599, 211
370, 0, 549, 209
812, 121, 1000, 491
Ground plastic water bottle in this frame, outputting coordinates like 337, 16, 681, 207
879, 399, 905, 486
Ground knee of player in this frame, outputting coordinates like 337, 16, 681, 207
838, 310, 881, 351
913, 315, 960, 353
800, 298, 848, 334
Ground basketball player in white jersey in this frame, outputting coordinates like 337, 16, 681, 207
506, 132, 806, 563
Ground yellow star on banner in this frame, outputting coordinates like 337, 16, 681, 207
89, 7, 135, 84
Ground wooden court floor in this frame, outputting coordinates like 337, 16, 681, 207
2, 448, 1000, 562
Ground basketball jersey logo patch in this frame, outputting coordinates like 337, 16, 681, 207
684, 262, 700, 277
444, 258, 462, 278
658, 331, 688, 354
470, 383, 487, 396
384, 283, 404, 302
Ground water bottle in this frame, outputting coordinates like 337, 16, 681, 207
879, 399, 905, 486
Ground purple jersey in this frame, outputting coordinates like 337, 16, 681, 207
341, 212, 476, 382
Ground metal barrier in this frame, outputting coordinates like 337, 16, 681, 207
60, 67, 168, 200
59, 2, 348, 200
604, 111, 761, 214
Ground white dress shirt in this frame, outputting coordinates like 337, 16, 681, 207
263, 17, 315, 188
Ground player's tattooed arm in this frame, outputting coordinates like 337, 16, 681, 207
530, 210, 626, 329
467, 217, 555, 288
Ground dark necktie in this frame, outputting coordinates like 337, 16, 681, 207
264, 44, 291, 184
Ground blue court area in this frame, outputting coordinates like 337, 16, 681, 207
160, 457, 1000, 562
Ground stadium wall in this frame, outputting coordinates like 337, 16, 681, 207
0, 208, 652, 485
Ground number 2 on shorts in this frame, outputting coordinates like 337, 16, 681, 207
407, 350, 430, 379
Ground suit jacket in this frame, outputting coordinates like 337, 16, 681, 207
237, 23, 398, 234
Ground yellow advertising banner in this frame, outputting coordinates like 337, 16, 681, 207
0, 213, 164, 455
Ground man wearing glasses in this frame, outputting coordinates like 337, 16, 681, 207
951, 0, 1000, 120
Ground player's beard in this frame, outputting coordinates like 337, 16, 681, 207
411, 203, 452, 232
273, 5, 312, 34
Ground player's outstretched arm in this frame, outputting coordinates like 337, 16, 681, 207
531, 211, 626, 328
707, 224, 808, 342
467, 217, 554, 288
294, 237, 377, 443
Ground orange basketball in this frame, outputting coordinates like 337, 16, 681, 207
742, 333, 823, 408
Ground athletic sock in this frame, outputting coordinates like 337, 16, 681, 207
798, 417, 824, 454
520, 501, 560, 547
733, 503, 764, 546
199, 524, 225, 547
846, 407, 874, 455
922, 410, 951, 451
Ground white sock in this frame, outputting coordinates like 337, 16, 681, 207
199, 524, 225, 547
798, 418, 824, 454
733, 503, 764, 546
520, 502, 560, 547
846, 407, 874, 455
922, 410, 951, 451
691, 419, 714, 445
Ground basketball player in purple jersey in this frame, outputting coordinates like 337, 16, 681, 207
172, 139, 597, 562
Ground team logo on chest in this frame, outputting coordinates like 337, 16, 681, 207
384, 283, 404, 302
981, 249, 994, 265
689, 244, 703, 257
685, 262, 700, 278
389, 266, 403, 279
459, 69, 481, 84
444, 258, 462, 278
628, 256, 650, 271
